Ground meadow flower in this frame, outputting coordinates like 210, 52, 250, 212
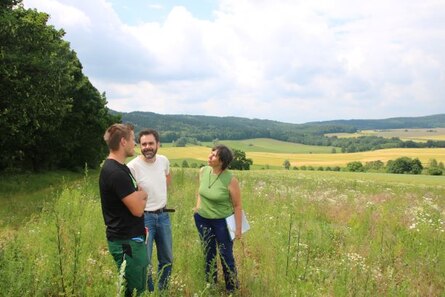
87, 257, 97, 265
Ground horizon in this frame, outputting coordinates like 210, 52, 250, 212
115, 109, 444, 125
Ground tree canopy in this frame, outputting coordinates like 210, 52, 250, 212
229, 149, 253, 170
0, 1, 119, 171
386, 157, 423, 175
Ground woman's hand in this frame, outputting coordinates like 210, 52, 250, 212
235, 230, 242, 240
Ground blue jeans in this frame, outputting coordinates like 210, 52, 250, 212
194, 213, 238, 292
144, 212, 173, 291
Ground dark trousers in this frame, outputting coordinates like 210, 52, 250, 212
194, 213, 238, 292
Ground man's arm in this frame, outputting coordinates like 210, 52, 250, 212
122, 190, 148, 217
166, 173, 171, 188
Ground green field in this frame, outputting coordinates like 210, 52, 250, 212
0, 170, 90, 234
201, 138, 338, 153
0, 169, 444, 296
326, 128, 445, 142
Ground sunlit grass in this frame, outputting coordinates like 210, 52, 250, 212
1, 169, 444, 296
0, 170, 90, 231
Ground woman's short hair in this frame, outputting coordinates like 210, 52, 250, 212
212, 144, 233, 170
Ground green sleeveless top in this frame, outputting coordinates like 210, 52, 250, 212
198, 166, 233, 219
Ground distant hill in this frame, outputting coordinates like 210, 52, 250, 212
112, 110, 356, 142
113, 110, 445, 151
115, 111, 445, 138
307, 114, 445, 130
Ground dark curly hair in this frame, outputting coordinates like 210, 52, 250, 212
138, 128, 160, 143
212, 144, 233, 170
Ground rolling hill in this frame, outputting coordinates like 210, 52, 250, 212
307, 114, 445, 130
113, 110, 445, 151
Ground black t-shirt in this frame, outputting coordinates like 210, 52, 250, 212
99, 158, 145, 240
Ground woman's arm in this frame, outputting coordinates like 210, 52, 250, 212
228, 176, 242, 240
194, 195, 201, 213
194, 167, 205, 212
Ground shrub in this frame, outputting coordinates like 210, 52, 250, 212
346, 161, 364, 172
229, 149, 253, 170
428, 167, 443, 176
387, 157, 423, 174
283, 160, 291, 170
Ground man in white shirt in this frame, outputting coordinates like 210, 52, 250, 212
127, 128, 172, 292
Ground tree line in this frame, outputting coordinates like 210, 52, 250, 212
1, 1, 118, 172
283, 157, 444, 176
119, 111, 445, 152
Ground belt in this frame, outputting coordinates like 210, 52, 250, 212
144, 207, 175, 214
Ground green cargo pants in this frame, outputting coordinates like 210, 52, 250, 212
108, 238, 148, 296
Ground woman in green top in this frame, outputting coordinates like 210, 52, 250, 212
193, 145, 242, 293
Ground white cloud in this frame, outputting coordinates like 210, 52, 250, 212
22, 0, 445, 123
25, 0, 92, 30
148, 4, 163, 10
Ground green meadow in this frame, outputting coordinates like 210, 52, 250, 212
0, 170, 90, 238
200, 138, 338, 154
0, 168, 444, 296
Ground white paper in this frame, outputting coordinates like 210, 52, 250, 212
225, 210, 250, 240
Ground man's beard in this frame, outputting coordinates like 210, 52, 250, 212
142, 148, 157, 160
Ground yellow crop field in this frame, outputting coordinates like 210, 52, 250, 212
159, 146, 445, 167
327, 128, 445, 141
159, 146, 210, 162
248, 148, 445, 167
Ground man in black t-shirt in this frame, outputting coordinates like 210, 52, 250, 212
99, 123, 148, 296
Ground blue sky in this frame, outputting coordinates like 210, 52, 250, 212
107, 0, 218, 23
23, 0, 445, 124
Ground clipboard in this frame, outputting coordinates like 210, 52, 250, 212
225, 210, 250, 240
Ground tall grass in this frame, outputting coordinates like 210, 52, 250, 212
0, 170, 88, 230
0, 172, 116, 296
0, 169, 444, 296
